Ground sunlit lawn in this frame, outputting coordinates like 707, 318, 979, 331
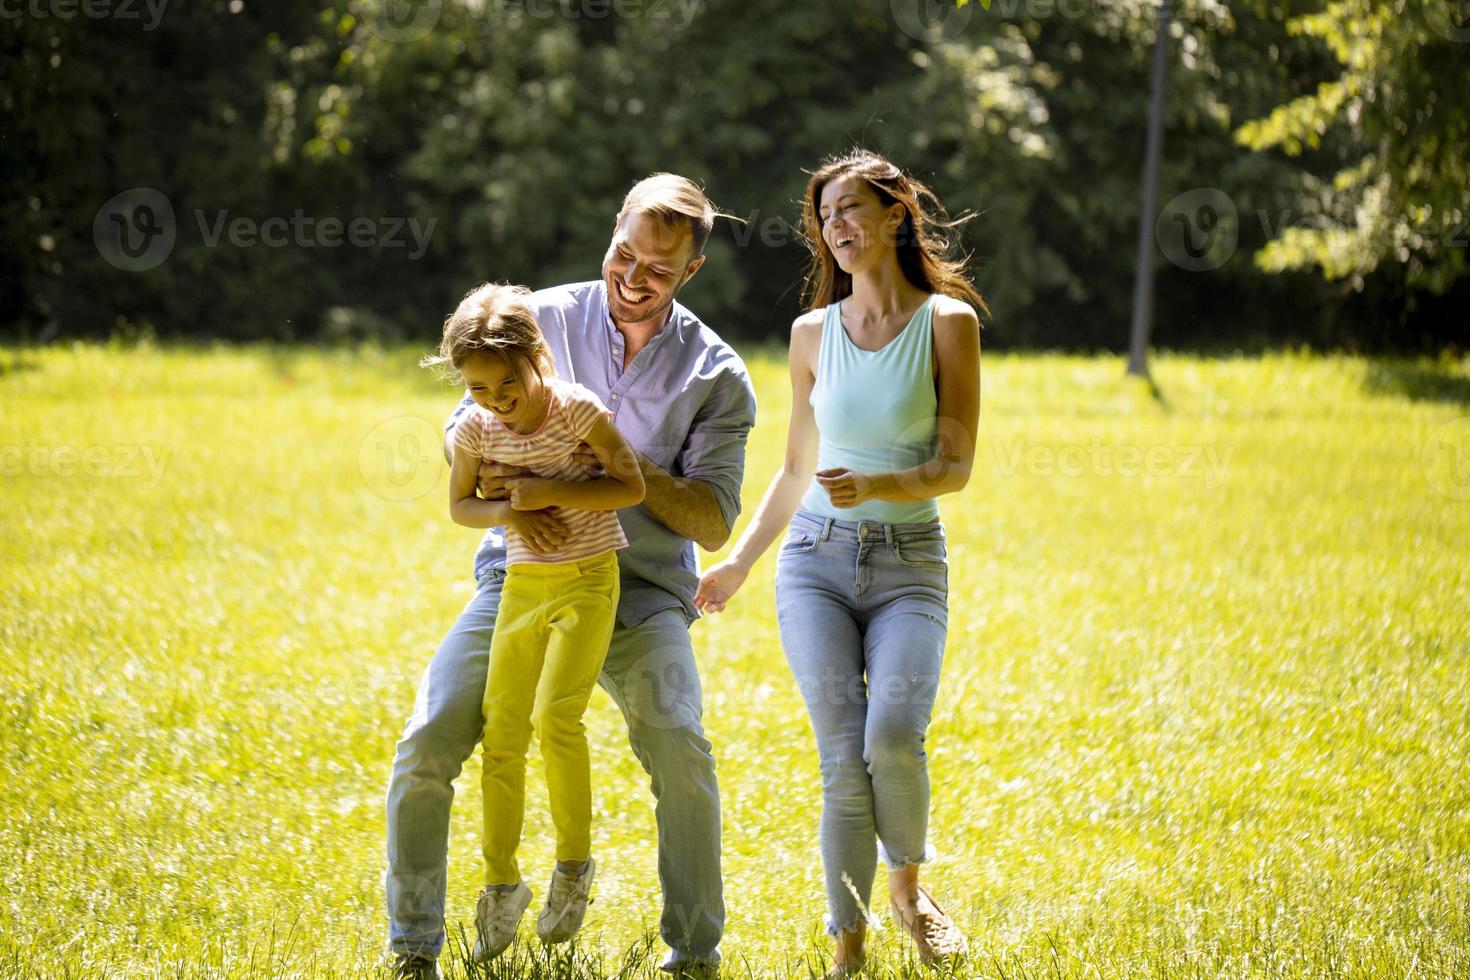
2, 342, 1468, 978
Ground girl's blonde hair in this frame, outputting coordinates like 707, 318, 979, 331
421, 282, 554, 384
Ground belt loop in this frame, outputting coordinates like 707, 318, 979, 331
821, 516, 834, 541
884, 524, 894, 548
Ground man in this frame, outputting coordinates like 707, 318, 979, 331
385, 173, 756, 979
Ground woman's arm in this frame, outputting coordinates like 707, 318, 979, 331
505, 414, 646, 512
694, 312, 823, 612
816, 299, 980, 507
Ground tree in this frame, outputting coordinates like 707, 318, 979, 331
1235, 0, 1470, 294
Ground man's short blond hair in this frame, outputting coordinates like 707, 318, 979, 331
618, 173, 721, 260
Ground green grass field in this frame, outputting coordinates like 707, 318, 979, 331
3, 343, 1469, 979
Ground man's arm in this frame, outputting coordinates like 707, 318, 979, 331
641, 361, 758, 552
634, 453, 732, 552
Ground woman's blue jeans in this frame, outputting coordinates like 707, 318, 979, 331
774, 509, 949, 936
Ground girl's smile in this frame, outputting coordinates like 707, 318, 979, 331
460, 352, 548, 434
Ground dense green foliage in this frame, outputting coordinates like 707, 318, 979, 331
1236, 0, 1469, 294
1, 0, 1465, 348
3, 344, 1469, 976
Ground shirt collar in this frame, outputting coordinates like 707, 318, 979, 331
598, 280, 684, 355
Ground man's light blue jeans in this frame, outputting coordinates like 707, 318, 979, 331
774, 510, 949, 937
385, 568, 724, 968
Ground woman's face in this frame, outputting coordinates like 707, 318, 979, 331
460, 352, 543, 430
818, 175, 904, 275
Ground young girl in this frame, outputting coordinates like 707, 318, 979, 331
695, 149, 983, 976
423, 282, 645, 962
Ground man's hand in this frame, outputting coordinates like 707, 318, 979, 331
477, 461, 532, 500
571, 442, 603, 476
505, 508, 569, 555
505, 476, 562, 512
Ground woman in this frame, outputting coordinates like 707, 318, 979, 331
695, 148, 983, 975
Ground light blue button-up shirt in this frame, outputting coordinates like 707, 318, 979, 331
447, 280, 758, 628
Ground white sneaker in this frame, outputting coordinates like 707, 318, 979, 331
536, 857, 596, 943
471, 882, 532, 962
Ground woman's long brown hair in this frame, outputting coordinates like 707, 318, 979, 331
799, 148, 987, 317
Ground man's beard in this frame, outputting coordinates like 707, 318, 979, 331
607, 276, 676, 326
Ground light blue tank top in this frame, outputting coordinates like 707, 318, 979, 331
800, 294, 940, 524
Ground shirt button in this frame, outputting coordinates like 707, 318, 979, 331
610, 392, 621, 401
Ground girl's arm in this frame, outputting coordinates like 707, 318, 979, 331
449, 445, 570, 554
694, 312, 823, 613
449, 445, 515, 528
505, 414, 646, 512
815, 298, 980, 507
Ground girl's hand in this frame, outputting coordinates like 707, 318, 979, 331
694, 559, 749, 614
477, 461, 532, 500
814, 467, 874, 509
505, 476, 561, 512
506, 507, 569, 555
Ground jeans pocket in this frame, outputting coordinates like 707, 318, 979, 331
894, 532, 947, 569
778, 529, 821, 556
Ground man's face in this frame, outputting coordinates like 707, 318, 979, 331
602, 212, 705, 327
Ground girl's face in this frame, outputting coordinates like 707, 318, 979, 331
461, 352, 545, 430
818, 175, 904, 275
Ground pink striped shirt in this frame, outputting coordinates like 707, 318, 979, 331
452, 377, 629, 567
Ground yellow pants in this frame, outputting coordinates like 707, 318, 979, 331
481, 550, 620, 886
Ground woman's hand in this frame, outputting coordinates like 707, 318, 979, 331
694, 559, 750, 614
505, 476, 561, 512
505, 507, 569, 555
814, 467, 875, 509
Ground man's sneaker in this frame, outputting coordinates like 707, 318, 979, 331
389, 951, 442, 980
889, 884, 967, 965
471, 881, 533, 962
536, 857, 596, 943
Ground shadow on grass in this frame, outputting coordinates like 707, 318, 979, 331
1362, 361, 1470, 406
0, 351, 40, 378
